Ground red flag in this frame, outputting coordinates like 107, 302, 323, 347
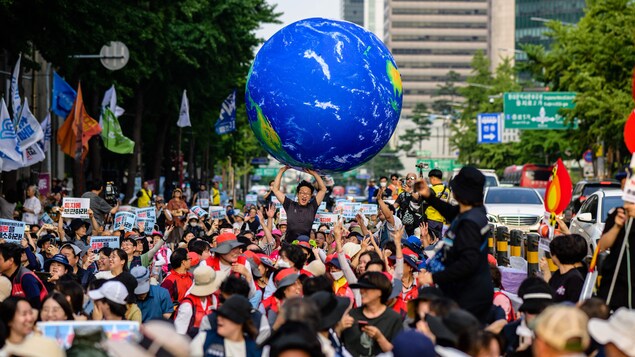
625, 109, 635, 153
56, 83, 101, 162
544, 158, 573, 215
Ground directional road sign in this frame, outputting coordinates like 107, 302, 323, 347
477, 113, 502, 144
503, 92, 578, 130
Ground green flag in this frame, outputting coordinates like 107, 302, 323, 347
101, 107, 134, 154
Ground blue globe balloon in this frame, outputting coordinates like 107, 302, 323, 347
246, 18, 403, 172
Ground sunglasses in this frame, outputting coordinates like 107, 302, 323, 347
407, 176, 416, 180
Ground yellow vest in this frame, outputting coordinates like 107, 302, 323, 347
425, 184, 449, 223
138, 189, 153, 208
211, 188, 220, 206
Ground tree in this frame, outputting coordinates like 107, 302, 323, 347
398, 103, 432, 153
432, 71, 461, 116
362, 147, 404, 179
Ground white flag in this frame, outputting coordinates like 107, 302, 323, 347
11, 54, 22, 123
0, 99, 22, 164
22, 143, 45, 167
99, 85, 125, 127
16, 98, 44, 150
38, 113, 51, 152
177, 90, 191, 128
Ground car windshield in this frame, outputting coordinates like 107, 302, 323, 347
484, 176, 498, 187
602, 196, 624, 222
485, 189, 542, 204
526, 169, 551, 181
583, 184, 620, 196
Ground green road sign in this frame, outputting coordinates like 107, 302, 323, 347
343, 170, 359, 178
254, 167, 278, 177
417, 158, 462, 171
503, 92, 578, 130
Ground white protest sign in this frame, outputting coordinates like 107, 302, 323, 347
190, 206, 208, 218
61, 198, 90, 218
197, 198, 210, 209
318, 202, 327, 212
271, 196, 282, 210
341, 202, 360, 220
0, 219, 26, 243
135, 207, 156, 222
209, 206, 226, 220
37, 321, 140, 350
135, 218, 155, 235
315, 213, 338, 225
279, 207, 287, 221
117, 205, 137, 213
114, 211, 136, 232
90, 236, 120, 251
539, 238, 551, 253
39, 212, 55, 225
361, 204, 378, 216
246, 194, 258, 207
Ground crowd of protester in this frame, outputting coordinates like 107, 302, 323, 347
0, 167, 633, 357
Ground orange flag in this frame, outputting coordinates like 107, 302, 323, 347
544, 158, 573, 216
57, 83, 102, 162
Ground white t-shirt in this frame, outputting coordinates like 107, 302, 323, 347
22, 196, 42, 225
224, 339, 247, 357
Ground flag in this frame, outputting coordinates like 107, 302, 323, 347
57, 83, 102, 162
100, 85, 134, 154
544, 158, 573, 216
51, 72, 77, 118
0, 99, 23, 170
16, 98, 44, 150
215, 90, 237, 135
625, 109, 635, 153
11, 54, 22, 123
38, 113, 51, 152
22, 143, 45, 166
177, 90, 190, 127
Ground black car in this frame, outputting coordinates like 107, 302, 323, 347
563, 180, 621, 224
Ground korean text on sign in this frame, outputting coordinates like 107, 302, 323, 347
0, 219, 26, 243
62, 198, 90, 219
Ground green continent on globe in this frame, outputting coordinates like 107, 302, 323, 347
386, 60, 403, 112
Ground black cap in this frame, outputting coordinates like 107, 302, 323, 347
428, 169, 443, 179
217, 295, 252, 324
449, 166, 485, 204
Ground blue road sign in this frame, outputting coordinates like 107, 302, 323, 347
477, 113, 502, 144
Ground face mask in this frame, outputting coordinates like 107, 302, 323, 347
276, 260, 291, 269
331, 271, 344, 280
190, 222, 198, 227
380, 182, 387, 188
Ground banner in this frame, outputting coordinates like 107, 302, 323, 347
197, 198, 210, 209
279, 207, 287, 221
38, 173, 50, 197
52, 72, 77, 118
61, 198, 90, 218
16, 98, 44, 149
37, 320, 139, 350
0, 99, 23, 165
10, 54, 21, 122
361, 204, 378, 216
90, 236, 120, 251
215, 90, 236, 135
337, 202, 360, 220
117, 205, 137, 213
209, 206, 226, 220
314, 213, 338, 225
318, 202, 326, 212
191, 206, 208, 218
245, 194, 258, 207
176, 90, 190, 127
0, 219, 26, 243
113, 211, 136, 232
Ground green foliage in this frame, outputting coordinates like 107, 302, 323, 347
362, 147, 404, 179
432, 70, 461, 116
398, 103, 432, 153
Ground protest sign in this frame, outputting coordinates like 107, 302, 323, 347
0, 219, 26, 243
39, 212, 55, 225
539, 238, 551, 253
361, 204, 378, 216
279, 207, 287, 221
61, 198, 90, 218
190, 206, 208, 218
245, 194, 258, 207
209, 206, 226, 220
113, 211, 136, 232
135, 207, 155, 222
314, 213, 338, 225
135, 218, 155, 235
271, 196, 282, 210
90, 236, 120, 251
339, 202, 360, 220
197, 198, 210, 209
117, 205, 137, 213
318, 202, 326, 212
38, 321, 140, 350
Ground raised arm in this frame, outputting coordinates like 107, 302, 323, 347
272, 166, 289, 204
376, 188, 395, 226
306, 169, 327, 205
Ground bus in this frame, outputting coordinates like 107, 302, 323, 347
503, 164, 553, 188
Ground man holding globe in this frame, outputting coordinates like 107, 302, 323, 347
272, 166, 327, 243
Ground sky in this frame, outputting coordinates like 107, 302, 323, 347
255, 0, 342, 42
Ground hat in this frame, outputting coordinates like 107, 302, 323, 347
211, 232, 244, 255
267, 321, 323, 357
428, 169, 443, 180
449, 166, 485, 204
106, 320, 191, 357
272, 229, 283, 237
173, 187, 182, 193
151, 230, 164, 238
217, 295, 252, 324
190, 265, 226, 297
588, 308, 635, 357
4, 334, 64, 357
616, 171, 628, 180
256, 230, 265, 238
325, 253, 349, 270
349, 272, 389, 290
131, 266, 151, 295
124, 231, 139, 239
43, 254, 73, 272
36, 234, 55, 248
304, 259, 326, 276
69, 218, 89, 232
88, 280, 129, 305
296, 235, 310, 242
258, 254, 276, 270
425, 314, 458, 347
309, 291, 350, 331
187, 213, 198, 222
278, 220, 288, 226
349, 226, 364, 237
403, 235, 423, 254
59, 243, 84, 258
274, 268, 300, 291
295, 241, 312, 254
407, 286, 444, 319
188, 251, 201, 267
534, 305, 590, 353
112, 272, 139, 303
243, 251, 262, 279
392, 330, 436, 357
518, 278, 554, 313
0, 276, 11, 302
342, 242, 362, 258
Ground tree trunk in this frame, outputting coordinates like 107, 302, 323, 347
189, 134, 195, 181
151, 116, 169, 190
125, 85, 144, 200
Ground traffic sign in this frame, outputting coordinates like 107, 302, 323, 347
254, 167, 278, 177
583, 150, 593, 163
416, 158, 462, 171
477, 113, 502, 144
250, 157, 269, 165
503, 92, 578, 130
100, 41, 129, 71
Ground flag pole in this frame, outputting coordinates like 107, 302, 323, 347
178, 127, 183, 189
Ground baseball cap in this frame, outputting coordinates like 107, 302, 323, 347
274, 268, 300, 291
131, 266, 151, 295
211, 232, 244, 255
588, 308, 635, 357
391, 330, 435, 357
517, 277, 554, 314
88, 280, 129, 305
534, 305, 590, 353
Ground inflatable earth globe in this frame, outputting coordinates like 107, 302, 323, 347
246, 18, 403, 172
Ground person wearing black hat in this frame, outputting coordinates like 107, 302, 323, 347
417, 166, 494, 324
265, 321, 324, 357
42, 254, 75, 292
201, 295, 261, 357
309, 291, 353, 357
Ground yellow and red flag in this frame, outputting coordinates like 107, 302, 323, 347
57, 83, 102, 162
544, 158, 573, 217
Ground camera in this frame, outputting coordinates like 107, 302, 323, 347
415, 163, 430, 170
105, 181, 118, 206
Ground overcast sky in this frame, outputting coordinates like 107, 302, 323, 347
255, 0, 342, 42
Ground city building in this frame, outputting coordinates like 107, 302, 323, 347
364, 0, 385, 41
516, 0, 586, 49
341, 0, 365, 26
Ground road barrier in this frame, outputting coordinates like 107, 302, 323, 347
526, 233, 540, 277
495, 226, 510, 267
510, 229, 523, 257
487, 224, 496, 256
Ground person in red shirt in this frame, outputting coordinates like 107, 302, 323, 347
161, 248, 193, 305
261, 268, 303, 327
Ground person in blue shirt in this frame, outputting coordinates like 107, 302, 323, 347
131, 266, 173, 322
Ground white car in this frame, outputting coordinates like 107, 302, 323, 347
484, 187, 545, 232
452, 168, 499, 187
569, 189, 624, 254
